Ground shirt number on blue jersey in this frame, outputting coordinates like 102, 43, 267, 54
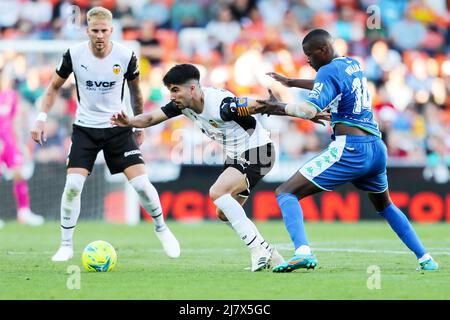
352, 77, 371, 114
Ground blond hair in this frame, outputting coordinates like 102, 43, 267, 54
86, 6, 113, 24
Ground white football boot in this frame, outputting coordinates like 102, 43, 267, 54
17, 209, 44, 226
268, 247, 285, 268
250, 244, 271, 272
51, 246, 74, 262
0, 219, 4, 229
154, 226, 180, 258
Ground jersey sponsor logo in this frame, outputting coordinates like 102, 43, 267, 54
239, 162, 249, 171
86, 80, 116, 88
85, 80, 116, 92
235, 157, 250, 166
309, 82, 323, 99
112, 64, 121, 75
124, 149, 141, 157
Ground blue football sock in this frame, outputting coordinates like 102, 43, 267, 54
277, 193, 309, 250
379, 203, 426, 259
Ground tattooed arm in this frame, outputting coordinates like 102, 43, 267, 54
128, 77, 144, 117
127, 77, 145, 146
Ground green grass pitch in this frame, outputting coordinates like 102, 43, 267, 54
1, 221, 449, 300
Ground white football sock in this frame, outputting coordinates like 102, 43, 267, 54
214, 194, 258, 248
295, 245, 312, 255
220, 212, 268, 249
60, 174, 86, 247
418, 253, 432, 263
247, 218, 270, 250
129, 175, 166, 230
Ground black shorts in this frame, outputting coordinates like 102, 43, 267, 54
67, 124, 144, 175
223, 143, 275, 197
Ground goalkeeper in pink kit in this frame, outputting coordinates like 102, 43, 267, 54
0, 75, 44, 227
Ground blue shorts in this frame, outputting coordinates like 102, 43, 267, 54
299, 135, 388, 192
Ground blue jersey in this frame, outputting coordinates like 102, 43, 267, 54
305, 56, 381, 137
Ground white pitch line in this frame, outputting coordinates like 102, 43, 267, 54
4, 246, 450, 256
275, 244, 450, 256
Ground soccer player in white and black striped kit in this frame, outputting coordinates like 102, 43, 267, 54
31, 7, 180, 261
111, 64, 287, 272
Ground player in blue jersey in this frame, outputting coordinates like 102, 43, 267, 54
252, 29, 438, 272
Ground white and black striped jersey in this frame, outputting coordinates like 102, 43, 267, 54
161, 87, 272, 159
56, 41, 139, 128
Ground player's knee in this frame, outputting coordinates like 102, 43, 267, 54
64, 174, 86, 201
209, 184, 232, 201
368, 190, 392, 212
64, 185, 82, 202
209, 186, 220, 201
275, 185, 288, 196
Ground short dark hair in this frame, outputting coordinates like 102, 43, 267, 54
163, 64, 200, 86
302, 29, 332, 46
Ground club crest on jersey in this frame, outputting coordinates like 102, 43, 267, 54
208, 120, 219, 128
112, 64, 121, 75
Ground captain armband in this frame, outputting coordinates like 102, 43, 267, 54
235, 97, 251, 117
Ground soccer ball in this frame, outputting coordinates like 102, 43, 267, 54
82, 240, 117, 272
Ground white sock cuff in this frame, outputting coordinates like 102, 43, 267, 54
65, 173, 86, 192
214, 194, 258, 247
128, 174, 150, 188
295, 245, 311, 255
213, 194, 233, 207
418, 253, 432, 263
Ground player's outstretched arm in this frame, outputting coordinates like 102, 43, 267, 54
111, 109, 169, 128
229, 89, 281, 117
266, 72, 315, 90
310, 111, 332, 126
231, 89, 330, 125
255, 98, 319, 120
221, 89, 329, 125
31, 73, 67, 146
